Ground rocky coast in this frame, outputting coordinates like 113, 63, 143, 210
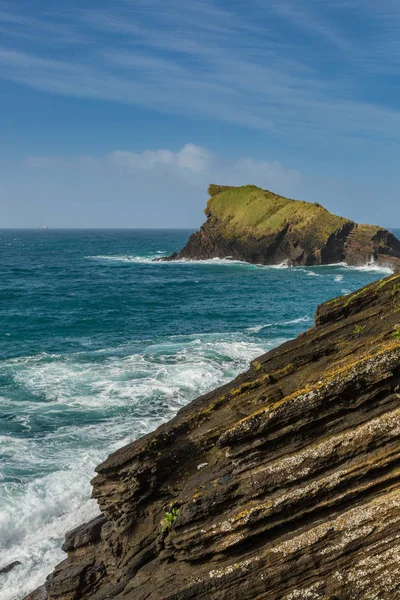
25, 270, 400, 599
161, 184, 400, 270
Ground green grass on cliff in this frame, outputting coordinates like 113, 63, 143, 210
206, 185, 351, 242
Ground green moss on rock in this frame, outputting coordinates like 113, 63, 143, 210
205, 185, 349, 243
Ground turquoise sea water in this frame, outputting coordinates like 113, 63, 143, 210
0, 228, 398, 599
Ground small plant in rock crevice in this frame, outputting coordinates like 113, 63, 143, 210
161, 507, 180, 532
352, 324, 365, 335
392, 326, 400, 339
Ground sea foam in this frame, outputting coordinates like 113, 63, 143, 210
0, 331, 272, 600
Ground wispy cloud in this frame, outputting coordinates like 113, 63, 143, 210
264, 0, 353, 52
1, 0, 400, 139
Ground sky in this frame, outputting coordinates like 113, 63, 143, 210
0, 0, 400, 228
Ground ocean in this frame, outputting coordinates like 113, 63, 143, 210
0, 228, 397, 599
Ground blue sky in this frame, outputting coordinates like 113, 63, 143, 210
1, 0, 400, 227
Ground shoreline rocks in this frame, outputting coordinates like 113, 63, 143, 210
158, 184, 400, 270
0, 561, 21, 576
25, 271, 400, 599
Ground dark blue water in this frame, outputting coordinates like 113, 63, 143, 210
0, 228, 397, 599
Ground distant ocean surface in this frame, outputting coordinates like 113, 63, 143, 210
0, 228, 399, 599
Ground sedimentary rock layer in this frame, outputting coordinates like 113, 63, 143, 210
27, 272, 400, 599
161, 184, 400, 269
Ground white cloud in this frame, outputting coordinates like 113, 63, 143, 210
108, 144, 212, 174
7, 140, 398, 229
0, 143, 301, 227
24, 143, 302, 197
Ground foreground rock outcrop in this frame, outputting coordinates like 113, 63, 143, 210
161, 184, 400, 269
27, 272, 400, 599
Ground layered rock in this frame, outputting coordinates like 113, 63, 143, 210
24, 271, 400, 599
161, 185, 400, 269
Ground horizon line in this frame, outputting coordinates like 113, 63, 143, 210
0, 226, 399, 232
0, 227, 197, 231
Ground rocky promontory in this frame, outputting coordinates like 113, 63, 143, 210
27, 271, 400, 599
161, 184, 400, 269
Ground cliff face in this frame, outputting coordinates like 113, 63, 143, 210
27, 272, 400, 600
162, 185, 400, 269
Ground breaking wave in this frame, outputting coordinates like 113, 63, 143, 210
344, 263, 394, 274
0, 332, 275, 599
86, 254, 159, 263
246, 316, 311, 333
87, 255, 395, 276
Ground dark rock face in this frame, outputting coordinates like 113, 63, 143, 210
0, 560, 21, 575
160, 185, 400, 269
27, 272, 400, 599
22, 587, 47, 600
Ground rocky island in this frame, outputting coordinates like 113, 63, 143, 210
26, 271, 400, 599
160, 184, 400, 269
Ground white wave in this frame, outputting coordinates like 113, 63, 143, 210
168, 257, 250, 266
86, 254, 158, 264
335, 275, 343, 282
247, 324, 272, 333
87, 255, 394, 274
320, 262, 347, 268
86, 255, 254, 266
345, 263, 394, 274
0, 330, 282, 600
0, 462, 98, 600
246, 316, 311, 333
6, 338, 268, 412
305, 270, 321, 277
282, 316, 311, 325
322, 261, 393, 275
269, 259, 291, 269
293, 261, 394, 275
